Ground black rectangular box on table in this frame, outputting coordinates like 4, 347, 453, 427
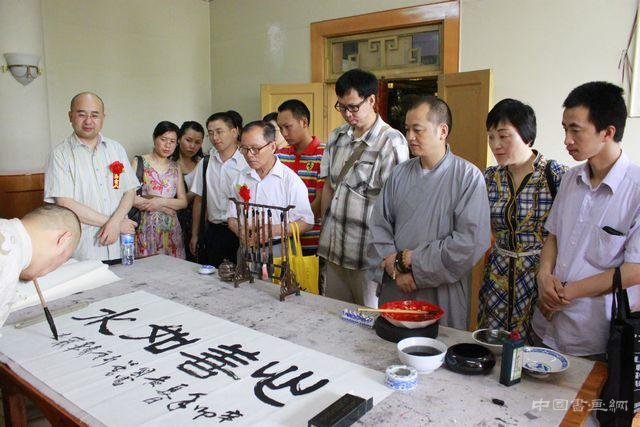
308, 393, 373, 427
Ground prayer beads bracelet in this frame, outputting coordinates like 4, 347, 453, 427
395, 250, 411, 274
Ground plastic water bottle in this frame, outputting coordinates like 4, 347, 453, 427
120, 233, 135, 266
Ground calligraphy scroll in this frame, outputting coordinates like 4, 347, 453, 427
0, 291, 391, 426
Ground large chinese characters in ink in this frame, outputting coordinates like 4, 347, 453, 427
0, 291, 391, 426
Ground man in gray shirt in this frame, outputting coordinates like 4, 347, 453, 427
368, 95, 490, 329
44, 92, 138, 263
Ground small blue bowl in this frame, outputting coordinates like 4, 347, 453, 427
198, 265, 215, 275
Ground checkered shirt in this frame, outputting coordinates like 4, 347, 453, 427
318, 116, 409, 269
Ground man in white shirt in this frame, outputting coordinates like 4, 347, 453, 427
190, 112, 248, 267
44, 92, 138, 263
228, 121, 314, 248
0, 205, 80, 327
534, 81, 640, 358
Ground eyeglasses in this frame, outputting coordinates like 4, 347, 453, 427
239, 141, 273, 155
334, 97, 369, 113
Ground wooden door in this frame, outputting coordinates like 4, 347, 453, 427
0, 173, 45, 219
438, 69, 493, 331
438, 69, 493, 170
260, 83, 324, 139
325, 83, 345, 139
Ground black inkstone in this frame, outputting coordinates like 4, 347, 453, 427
308, 393, 373, 427
374, 315, 439, 343
445, 343, 496, 375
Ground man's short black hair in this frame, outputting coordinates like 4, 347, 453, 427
563, 81, 627, 142
207, 111, 242, 130
335, 68, 378, 99
242, 120, 276, 143
262, 112, 278, 123
406, 95, 452, 135
486, 98, 537, 146
277, 99, 311, 124
206, 111, 243, 141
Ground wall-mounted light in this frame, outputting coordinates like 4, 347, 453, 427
1, 53, 42, 86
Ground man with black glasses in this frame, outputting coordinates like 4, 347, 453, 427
318, 69, 409, 306
227, 121, 313, 249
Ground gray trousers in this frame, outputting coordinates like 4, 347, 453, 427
324, 260, 377, 307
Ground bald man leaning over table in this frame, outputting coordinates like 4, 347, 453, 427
0, 205, 80, 328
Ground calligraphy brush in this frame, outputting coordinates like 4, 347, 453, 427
260, 208, 266, 263
256, 208, 263, 265
267, 209, 274, 277
260, 208, 268, 279
242, 203, 250, 268
357, 307, 440, 316
33, 278, 59, 340
280, 212, 286, 274
252, 207, 259, 271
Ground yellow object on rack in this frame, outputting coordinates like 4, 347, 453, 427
273, 222, 319, 294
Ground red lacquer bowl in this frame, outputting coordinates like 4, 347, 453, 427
380, 300, 445, 329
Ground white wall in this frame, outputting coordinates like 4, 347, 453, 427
461, 0, 639, 165
0, 0, 50, 174
210, 0, 431, 121
210, 0, 639, 166
42, 0, 212, 160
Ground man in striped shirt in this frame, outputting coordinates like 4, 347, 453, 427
276, 99, 324, 255
318, 69, 409, 306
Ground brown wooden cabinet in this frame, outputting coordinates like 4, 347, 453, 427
0, 174, 45, 219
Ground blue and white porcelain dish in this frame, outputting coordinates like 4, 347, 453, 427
523, 346, 569, 374
198, 265, 216, 275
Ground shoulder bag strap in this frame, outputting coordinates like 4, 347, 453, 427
135, 155, 144, 196
336, 125, 391, 192
611, 266, 630, 321
335, 141, 367, 184
545, 160, 557, 200
336, 125, 390, 186
334, 124, 391, 185
199, 156, 210, 236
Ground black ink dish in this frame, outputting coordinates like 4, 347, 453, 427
402, 345, 442, 356
445, 343, 496, 375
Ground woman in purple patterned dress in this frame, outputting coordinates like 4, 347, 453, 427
132, 121, 187, 258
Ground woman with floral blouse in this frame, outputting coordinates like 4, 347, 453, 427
132, 121, 187, 258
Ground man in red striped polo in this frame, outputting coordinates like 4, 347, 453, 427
275, 99, 324, 256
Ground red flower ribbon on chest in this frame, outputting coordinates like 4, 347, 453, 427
238, 184, 251, 203
109, 161, 125, 189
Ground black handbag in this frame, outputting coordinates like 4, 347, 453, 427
598, 267, 640, 426
127, 155, 144, 226
195, 155, 210, 264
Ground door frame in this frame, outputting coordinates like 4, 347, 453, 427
310, 1, 460, 82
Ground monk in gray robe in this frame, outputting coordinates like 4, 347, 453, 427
367, 95, 491, 330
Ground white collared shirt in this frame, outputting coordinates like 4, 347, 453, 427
226, 157, 314, 226
44, 133, 139, 261
0, 219, 32, 327
190, 148, 248, 223
532, 152, 640, 356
